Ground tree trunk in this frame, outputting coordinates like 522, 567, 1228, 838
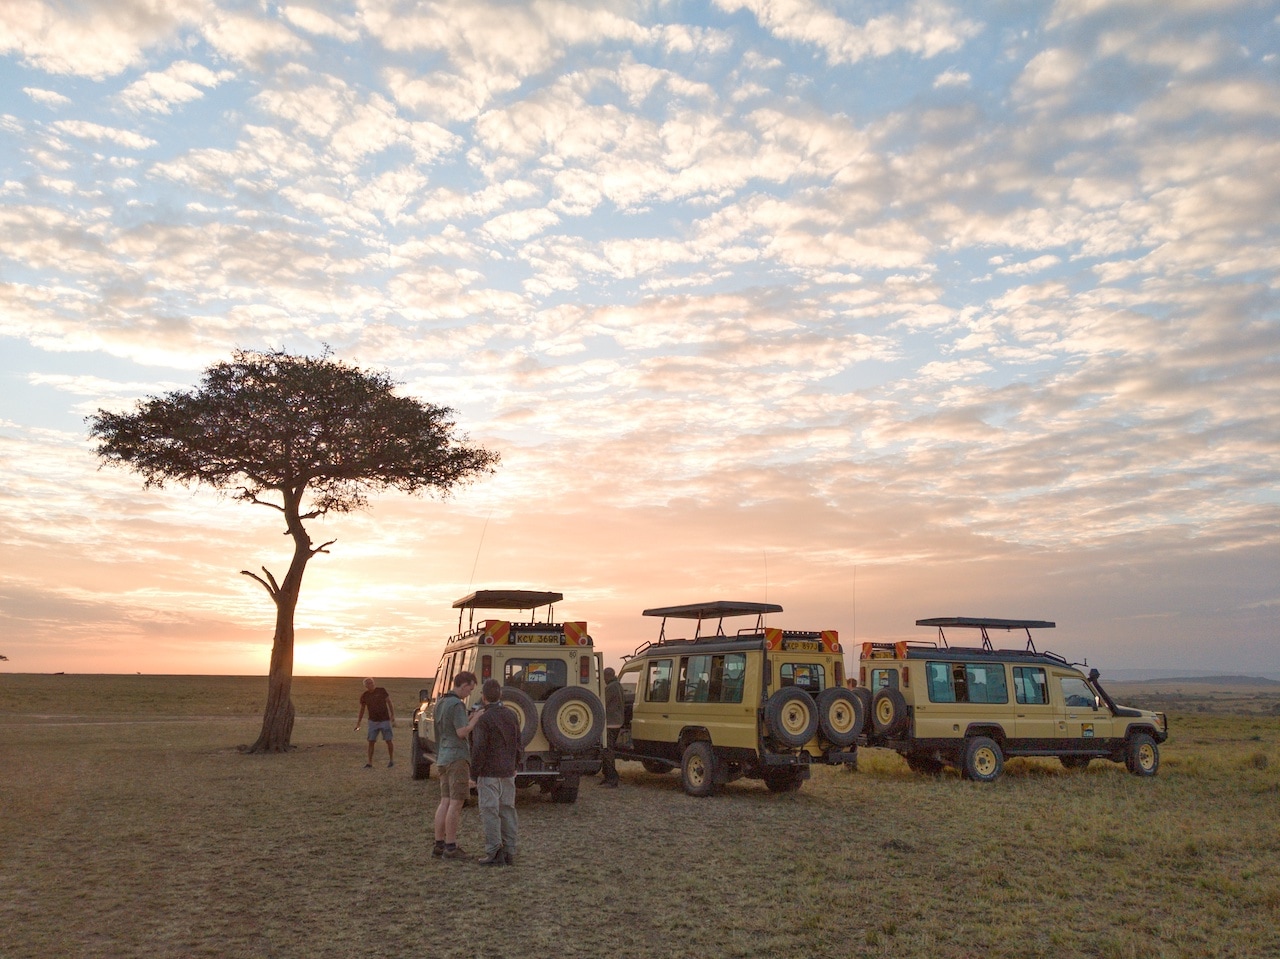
246, 487, 313, 753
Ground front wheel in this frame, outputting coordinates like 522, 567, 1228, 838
962, 736, 1004, 783
680, 741, 717, 797
1125, 733, 1160, 776
411, 731, 432, 781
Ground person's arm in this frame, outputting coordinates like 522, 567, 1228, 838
354, 701, 366, 730
387, 695, 395, 726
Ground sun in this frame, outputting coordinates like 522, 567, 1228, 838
294, 641, 354, 674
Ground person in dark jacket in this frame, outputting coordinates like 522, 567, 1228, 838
470, 679, 522, 866
600, 667, 624, 787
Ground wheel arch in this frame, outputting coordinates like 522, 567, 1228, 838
963, 723, 1009, 743
679, 726, 712, 750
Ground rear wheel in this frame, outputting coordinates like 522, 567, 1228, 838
962, 736, 1004, 782
680, 741, 717, 797
550, 774, 580, 803
905, 753, 944, 775
1125, 733, 1160, 776
764, 769, 804, 793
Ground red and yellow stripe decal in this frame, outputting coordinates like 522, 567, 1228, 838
563, 622, 589, 646
821, 629, 840, 653
765, 627, 783, 650
481, 620, 510, 646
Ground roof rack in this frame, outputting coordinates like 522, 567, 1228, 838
642, 600, 782, 643
453, 589, 563, 632
915, 616, 1055, 653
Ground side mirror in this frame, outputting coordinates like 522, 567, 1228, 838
418, 688, 431, 701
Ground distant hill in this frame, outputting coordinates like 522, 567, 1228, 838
1119, 675, 1280, 687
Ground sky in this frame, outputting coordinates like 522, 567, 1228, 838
1, 0, 1278, 681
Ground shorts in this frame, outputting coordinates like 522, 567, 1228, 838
367, 720, 393, 742
438, 759, 471, 802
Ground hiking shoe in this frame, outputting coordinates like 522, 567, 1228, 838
431, 844, 445, 858
363, 763, 373, 769
387, 761, 395, 768
441, 846, 469, 860
599, 779, 618, 788
502, 848, 515, 865
476, 852, 507, 866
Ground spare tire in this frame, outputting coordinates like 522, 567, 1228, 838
763, 687, 818, 748
500, 686, 539, 747
851, 686, 873, 733
541, 686, 606, 752
816, 687, 862, 747
871, 688, 909, 738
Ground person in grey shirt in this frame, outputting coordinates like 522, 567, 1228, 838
471, 679, 523, 865
432, 672, 482, 860
600, 667, 624, 787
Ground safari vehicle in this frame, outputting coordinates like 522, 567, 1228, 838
858, 617, 1170, 782
613, 601, 860, 797
410, 589, 605, 803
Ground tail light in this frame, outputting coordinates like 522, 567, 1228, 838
580, 655, 590, 683
481, 655, 492, 680
903, 666, 910, 688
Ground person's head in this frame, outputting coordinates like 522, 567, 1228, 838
363, 678, 375, 690
481, 678, 502, 703
603, 667, 616, 683
453, 671, 477, 695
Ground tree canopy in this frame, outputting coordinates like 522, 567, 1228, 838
88, 348, 499, 751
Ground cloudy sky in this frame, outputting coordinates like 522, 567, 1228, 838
2, 0, 1277, 680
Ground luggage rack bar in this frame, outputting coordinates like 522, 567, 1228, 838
916, 617, 1055, 653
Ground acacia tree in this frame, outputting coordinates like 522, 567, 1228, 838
88, 348, 499, 752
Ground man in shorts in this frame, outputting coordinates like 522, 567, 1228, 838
432, 671, 482, 860
354, 678, 396, 768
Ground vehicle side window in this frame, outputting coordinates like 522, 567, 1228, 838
925, 663, 1008, 703
780, 663, 825, 693
503, 659, 567, 702
965, 664, 1008, 704
927, 662, 955, 702
720, 654, 746, 703
1014, 667, 1048, 705
1060, 676, 1096, 708
645, 659, 673, 702
437, 654, 456, 700
870, 668, 898, 690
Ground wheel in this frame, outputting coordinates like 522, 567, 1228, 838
871, 688, 909, 738
500, 687, 539, 747
1125, 733, 1159, 776
411, 730, 432, 781
763, 687, 818, 748
962, 736, 1004, 782
540, 686, 606, 752
1060, 755, 1091, 771
764, 769, 804, 793
550, 774, 580, 803
905, 753, 944, 775
680, 741, 717, 797
816, 687, 862, 747
851, 687, 873, 733
641, 759, 671, 774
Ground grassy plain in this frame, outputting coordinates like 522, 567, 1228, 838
1, 674, 1278, 959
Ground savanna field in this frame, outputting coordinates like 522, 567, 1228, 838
2, 675, 1277, 959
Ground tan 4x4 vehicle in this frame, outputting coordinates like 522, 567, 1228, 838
614, 601, 860, 796
858, 617, 1169, 782
411, 590, 606, 803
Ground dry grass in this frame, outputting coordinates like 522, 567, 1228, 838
2, 674, 1278, 959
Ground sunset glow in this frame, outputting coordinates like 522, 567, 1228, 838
1, 0, 1277, 680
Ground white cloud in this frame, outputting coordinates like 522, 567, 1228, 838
23, 87, 70, 107
120, 60, 236, 114
51, 120, 157, 151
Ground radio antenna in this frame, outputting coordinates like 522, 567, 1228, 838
467, 509, 493, 589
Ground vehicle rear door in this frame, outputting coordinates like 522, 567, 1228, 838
1012, 666, 1056, 746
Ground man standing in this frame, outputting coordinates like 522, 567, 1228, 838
354, 678, 395, 768
471, 679, 522, 866
433, 671, 482, 860
600, 667, 623, 787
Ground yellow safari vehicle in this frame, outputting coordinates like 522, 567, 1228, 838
411, 590, 606, 803
613, 601, 860, 796
858, 617, 1170, 781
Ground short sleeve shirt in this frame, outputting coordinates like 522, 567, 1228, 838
360, 687, 392, 722
433, 692, 471, 765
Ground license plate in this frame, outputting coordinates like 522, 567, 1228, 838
785, 640, 821, 652
514, 633, 561, 644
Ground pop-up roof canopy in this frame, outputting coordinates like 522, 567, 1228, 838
643, 601, 784, 619
916, 617, 1055, 630
453, 590, 563, 610
642, 600, 783, 641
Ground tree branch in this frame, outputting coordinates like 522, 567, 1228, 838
310, 538, 337, 557
240, 568, 280, 601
